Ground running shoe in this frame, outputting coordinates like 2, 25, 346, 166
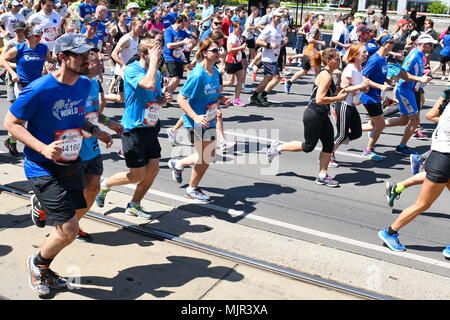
233, 98, 246, 107
315, 175, 339, 188
385, 182, 401, 207
251, 72, 257, 82
242, 85, 253, 94
118, 148, 125, 159
125, 203, 153, 220
378, 228, 406, 252
26, 255, 67, 296
279, 77, 286, 84
185, 187, 211, 202
4, 138, 19, 157
361, 150, 384, 161
413, 130, 427, 140
219, 140, 236, 152
30, 194, 46, 228
409, 153, 423, 175
168, 159, 183, 183
395, 145, 418, 156
328, 155, 339, 168
95, 186, 110, 208
266, 141, 281, 164
250, 94, 261, 105
166, 128, 177, 146
443, 246, 450, 258
259, 93, 271, 107
76, 228, 93, 242
284, 80, 292, 94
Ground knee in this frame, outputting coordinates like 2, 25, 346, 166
127, 171, 144, 184
302, 143, 315, 153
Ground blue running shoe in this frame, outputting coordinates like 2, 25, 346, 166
395, 144, 418, 156
443, 246, 450, 259
409, 154, 423, 175
378, 228, 406, 252
362, 150, 384, 161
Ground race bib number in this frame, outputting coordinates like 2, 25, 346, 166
173, 47, 183, 59
55, 128, 83, 162
44, 27, 58, 42
205, 102, 219, 121
143, 102, 160, 126
83, 112, 99, 138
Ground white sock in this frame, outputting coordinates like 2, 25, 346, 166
100, 177, 108, 189
276, 145, 282, 152
319, 173, 327, 179
174, 160, 183, 170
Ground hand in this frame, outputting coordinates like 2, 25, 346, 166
419, 75, 432, 84
336, 89, 348, 101
381, 84, 393, 91
93, 128, 113, 148
164, 91, 172, 103
360, 78, 370, 90
11, 74, 19, 83
107, 120, 124, 135
149, 43, 162, 61
41, 140, 63, 160
194, 114, 210, 128
221, 96, 230, 107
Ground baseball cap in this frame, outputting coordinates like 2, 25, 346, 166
272, 8, 284, 17
417, 33, 438, 44
83, 15, 99, 25
12, 21, 26, 31
126, 2, 140, 10
55, 33, 97, 55
380, 34, 394, 45
397, 19, 410, 27
10, 0, 20, 6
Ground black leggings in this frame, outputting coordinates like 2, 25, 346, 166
334, 102, 362, 145
302, 105, 334, 154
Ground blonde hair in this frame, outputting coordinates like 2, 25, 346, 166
194, 38, 218, 62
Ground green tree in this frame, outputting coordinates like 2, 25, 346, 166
134, 0, 153, 10
428, 1, 448, 14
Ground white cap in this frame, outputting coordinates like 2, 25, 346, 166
272, 8, 284, 17
126, 2, 140, 10
10, 0, 20, 6
417, 33, 438, 44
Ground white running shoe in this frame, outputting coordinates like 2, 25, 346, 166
166, 128, 177, 145
266, 141, 281, 163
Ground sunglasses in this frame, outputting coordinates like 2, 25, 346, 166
213, 21, 221, 25
207, 47, 220, 53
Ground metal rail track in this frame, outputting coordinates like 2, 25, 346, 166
0, 184, 396, 300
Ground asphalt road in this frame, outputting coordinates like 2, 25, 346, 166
0, 64, 448, 278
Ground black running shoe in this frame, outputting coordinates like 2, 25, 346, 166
76, 228, 93, 243
4, 138, 19, 157
30, 194, 46, 228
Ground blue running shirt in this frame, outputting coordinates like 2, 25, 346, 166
163, 26, 190, 63
9, 74, 91, 178
80, 78, 101, 161
398, 48, 424, 91
180, 64, 221, 128
15, 42, 48, 85
122, 61, 163, 131
361, 52, 387, 104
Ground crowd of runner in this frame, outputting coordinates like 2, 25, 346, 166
0, 0, 448, 296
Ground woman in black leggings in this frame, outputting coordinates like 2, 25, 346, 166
266, 48, 348, 187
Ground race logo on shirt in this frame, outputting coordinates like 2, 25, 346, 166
204, 83, 219, 96
52, 99, 85, 120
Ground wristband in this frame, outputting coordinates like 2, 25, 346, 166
102, 117, 110, 126
90, 125, 99, 134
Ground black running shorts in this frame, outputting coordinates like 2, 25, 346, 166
166, 61, 184, 78
225, 62, 243, 74
425, 150, 450, 183
80, 154, 104, 176
122, 125, 162, 168
363, 102, 384, 117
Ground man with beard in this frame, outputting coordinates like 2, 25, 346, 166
4, 33, 111, 297
96, 38, 169, 219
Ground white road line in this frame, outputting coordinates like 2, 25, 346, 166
224, 130, 363, 159
121, 184, 450, 270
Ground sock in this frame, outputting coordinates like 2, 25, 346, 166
8, 137, 16, 143
395, 183, 405, 193
128, 201, 140, 208
387, 226, 398, 235
275, 145, 282, 152
319, 172, 327, 179
34, 252, 53, 267
100, 178, 108, 189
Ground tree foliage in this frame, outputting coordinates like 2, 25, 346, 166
428, 1, 448, 14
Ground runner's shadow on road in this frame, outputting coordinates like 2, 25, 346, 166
0, 245, 12, 256
406, 245, 447, 253
334, 168, 391, 186
391, 208, 450, 220
81, 228, 155, 248
68, 255, 244, 300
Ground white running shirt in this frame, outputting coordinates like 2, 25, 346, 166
431, 104, 450, 153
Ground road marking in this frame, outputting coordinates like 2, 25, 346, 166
121, 183, 450, 270
224, 130, 363, 159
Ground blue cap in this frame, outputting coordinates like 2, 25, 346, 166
380, 35, 394, 45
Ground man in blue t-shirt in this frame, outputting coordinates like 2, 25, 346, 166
383, 33, 434, 155
96, 38, 169, 219
78, 0, 96, 27
76, 51, 123, 242
4, 33, 112, 297
360, 35, 395, 161
163, 15, 193, 106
